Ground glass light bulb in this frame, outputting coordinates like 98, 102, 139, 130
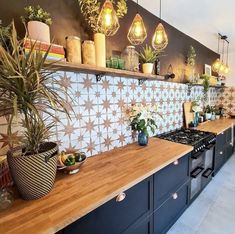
152, 23, 168, 51
212, 58, 221, 72
127, 14, 147, 45
224, 65, 229, 74
97, 0, 120, 36
219, 62, 225, 73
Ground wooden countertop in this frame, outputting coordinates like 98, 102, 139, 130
196, 118, 235, 135
0, 138, 192, 234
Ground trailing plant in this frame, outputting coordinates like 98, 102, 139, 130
128, 104, 162, 136
200, 74, 210, 102
0, 22, 70, 155
0, 22, 12, 50
78, 0, 127, 33
21, 5, 52, 26
139, 45, 159, 64
187, 45, 196, 67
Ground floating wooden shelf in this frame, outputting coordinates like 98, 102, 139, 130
52, 62, 166, 83
186, 83, 227, 89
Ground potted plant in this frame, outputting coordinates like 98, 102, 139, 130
21, 5, 52, 43
0, 23, 70, 200
214, 106, 221, 119
78, 0, 127, 67
139, 45, 158, 74
211, 106, 216, 120
204, 105, 212, 120
128, 104, 161, 146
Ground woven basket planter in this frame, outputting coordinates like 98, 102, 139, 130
7, 142, 58, 200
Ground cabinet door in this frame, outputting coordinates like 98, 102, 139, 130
214, 149, 226, 175
153, 183, 189, 234
154, 153, 189, 209
63, 176, 153, 234
226, 127, 232, 144
215, 132, 226, 152
124, 215, 153, 234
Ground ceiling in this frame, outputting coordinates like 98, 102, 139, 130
136, 0, 235, 85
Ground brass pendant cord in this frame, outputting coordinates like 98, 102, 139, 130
226, 41, 229, 65
159, 0, 162, 22
217, 34, 220, 54
137, 0, 139, 14
221, 39, 225, 63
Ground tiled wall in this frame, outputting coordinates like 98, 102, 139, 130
217, 87, 235, 117
0, 72, 220, 157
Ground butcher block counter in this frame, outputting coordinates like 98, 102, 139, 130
0, 138, 193, 234
196, 118, 235, 135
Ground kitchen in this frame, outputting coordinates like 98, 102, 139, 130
0, 0, 235, 233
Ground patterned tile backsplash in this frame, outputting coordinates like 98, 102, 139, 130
0, 72, 221, 157
217, 87, 235, 117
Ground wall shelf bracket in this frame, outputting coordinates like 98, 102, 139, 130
138, 78, 147, 85
96, 73, 105, 82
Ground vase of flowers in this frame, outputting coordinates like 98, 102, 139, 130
21, 5, 52, 43
128, 104, 161, 146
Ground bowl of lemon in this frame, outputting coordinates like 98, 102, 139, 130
57, 151, 86, 174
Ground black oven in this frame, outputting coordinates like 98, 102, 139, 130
189, 142, 215, 202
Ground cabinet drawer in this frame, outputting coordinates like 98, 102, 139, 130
154, 153, 189, 209
63, 176, 153, 234
124, 215, 153, 234
153, 183, 189, 234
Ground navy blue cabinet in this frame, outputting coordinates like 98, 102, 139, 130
61, 153, 190, 234
153, 183, 189, 234
154, 153, 189, 209
63, 176, 153, 234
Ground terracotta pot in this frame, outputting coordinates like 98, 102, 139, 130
7, 142, 58, 200
27, 21, 50, 43
94, 33, 106, 67
142, 63, 154, 74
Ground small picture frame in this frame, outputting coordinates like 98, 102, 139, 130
204, 64, 212, 76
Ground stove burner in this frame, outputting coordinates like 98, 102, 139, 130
156, 128, 216, 153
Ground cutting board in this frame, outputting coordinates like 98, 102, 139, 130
183, 102, 194, 128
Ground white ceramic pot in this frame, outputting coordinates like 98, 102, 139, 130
94, 33, 106, 67
205, 113, 212, 120
142, 63, 154, 74
27, 21, 50, 43
211, 114, 216, 120
215, 115, 220, 120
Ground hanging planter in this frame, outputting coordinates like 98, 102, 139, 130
21, 5, 52, 43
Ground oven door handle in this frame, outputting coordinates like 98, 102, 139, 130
206, 143, 215, 150
202, 168, 213, 178
191, 167, 204, 178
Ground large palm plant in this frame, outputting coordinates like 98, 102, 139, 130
0, 22, 70, 155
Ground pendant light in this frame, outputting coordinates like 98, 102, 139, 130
212, 34, 221, 73
219, 37, 226, 73
97, 0, 120, 36
224, 41, 230, 74
152, 0, 168, 51
127, 0, 147, 45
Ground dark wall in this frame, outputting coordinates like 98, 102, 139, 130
0, 0, 218, 82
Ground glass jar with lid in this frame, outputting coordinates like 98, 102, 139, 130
66, 36, 81, 64
121, 46, 139, 72
82, 40, 96, 65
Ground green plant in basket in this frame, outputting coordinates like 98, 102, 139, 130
0, 22, 71, 200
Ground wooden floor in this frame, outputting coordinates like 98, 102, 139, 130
168, 153, 235, 234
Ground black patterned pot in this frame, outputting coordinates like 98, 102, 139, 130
7, 142, 58, 200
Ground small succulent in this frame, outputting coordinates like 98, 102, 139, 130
139, 45, 158, 64
21, 5, 52, 26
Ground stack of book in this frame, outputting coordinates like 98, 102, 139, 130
24, 38, 65, 61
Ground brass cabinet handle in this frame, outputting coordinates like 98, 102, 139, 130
172, 193, 178, 200
221, 132, 224, 135
173, 160, 179, 165
116, 192, 126, 202
220, 151, 223, 155
230, 142, 233, 146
